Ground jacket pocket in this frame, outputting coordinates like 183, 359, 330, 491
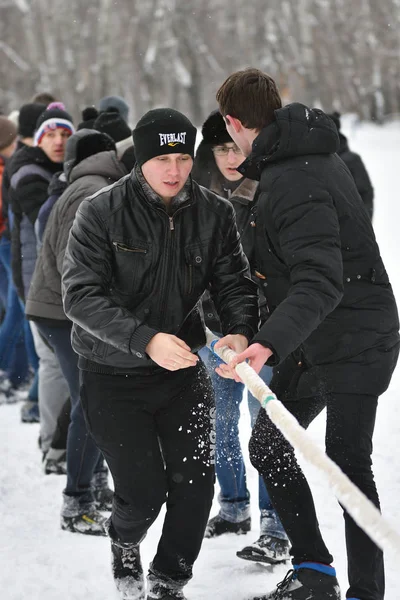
111, 239, 151, 295
92, 339, 108, 360
184, 246, 207, 296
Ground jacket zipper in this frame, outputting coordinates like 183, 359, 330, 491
112, 242, 147, 254
158, 206, 190, 328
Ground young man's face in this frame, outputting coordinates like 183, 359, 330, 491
223, 117, 253, 157
38, 128, 71, 163
141, 153, 193, 201
212, 143, 244, 182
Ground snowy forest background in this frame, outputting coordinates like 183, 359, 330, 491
0, 0, 399, 125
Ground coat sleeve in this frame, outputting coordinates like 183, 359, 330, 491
209, 204, 259, 341
253, 171, 344, 364
62, 198, 159, 357
13, 176, 50, 225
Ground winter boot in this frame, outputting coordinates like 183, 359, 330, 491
147, 571, 187, 600
237, 534, 291, 564
60, 492, 107, 536
42, 448, 67, 475
111, 540, 145, 599
252, 564, 341, 599
20, 400, 40, 423
92, 468, 114, 511
204, 514, 251, 538
104, 518, 145, 599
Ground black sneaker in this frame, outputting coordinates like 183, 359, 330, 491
111, 540, 145, 599
237, 535, 291, 564
252, 567, 341, 599
61, 511, 107, 536
204, 514, 251, 538
42, 449, 67, 475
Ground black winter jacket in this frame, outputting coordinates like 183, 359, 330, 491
9, 145, 61, 301
338, 132, 374, 219
240, 103, 399, 396
62, 168, 259, 374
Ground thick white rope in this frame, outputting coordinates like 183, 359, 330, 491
206, 328, 400, 557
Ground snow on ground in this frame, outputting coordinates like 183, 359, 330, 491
1, 121, 400, 600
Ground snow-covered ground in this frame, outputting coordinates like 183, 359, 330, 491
1, 121, 399, 600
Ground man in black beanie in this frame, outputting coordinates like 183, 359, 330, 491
93, 108, 136, 170
62, 107, 259, 600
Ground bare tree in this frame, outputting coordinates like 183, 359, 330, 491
0, 0, 399, 124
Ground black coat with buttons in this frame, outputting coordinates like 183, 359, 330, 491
239, 103, 399, 396
62, 168, 259, 374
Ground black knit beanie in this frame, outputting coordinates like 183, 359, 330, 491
18, 103, 47, 138
201, 110, 232, 145
132, 108, 197, 167
93, 109, 131, 143
77, 106, 99, 131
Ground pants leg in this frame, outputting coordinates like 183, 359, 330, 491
326, 393, 384, 600
30, 322, 69, 452
249, 394, 333, 564
80, 362, 215, 584
248, 364, 288, 540
152, 362, 215, 582
23, 316, 39, 401
199, 345, 249, 522
50, 397, 71, 450
37, 322, 101, 496
0, 239, 28, 386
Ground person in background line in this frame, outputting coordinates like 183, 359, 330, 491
0, 116, 25, 403
27, 128, 123, 534
31, 92, 57, 106
78, 106, 136, 171
9, 103, 73, 439
216, 67, 399, 600
99, 94, 130, 124
328, 111, 374, 220
94, 108, 136, 171
1, 103, 47, 415
62, 108, 259, 600
192, 110, 290, 565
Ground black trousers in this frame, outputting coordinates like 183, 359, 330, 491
250, 391, 384, 600
80, 361, 215, 584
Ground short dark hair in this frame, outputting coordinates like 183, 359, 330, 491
31, 92, 57, 106
216, 68, 282, 131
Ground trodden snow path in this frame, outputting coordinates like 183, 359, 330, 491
1, 120, 399, 600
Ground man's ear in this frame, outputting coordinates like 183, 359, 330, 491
224, 115, 242, 133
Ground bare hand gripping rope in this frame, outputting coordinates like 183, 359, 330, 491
206, 328, 400, 558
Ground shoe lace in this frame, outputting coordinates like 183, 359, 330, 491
275, 569, 296, 597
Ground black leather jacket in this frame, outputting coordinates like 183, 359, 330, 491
62, 169, 259, 374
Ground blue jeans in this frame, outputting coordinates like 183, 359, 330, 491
0, 238, 29, 388
37, 321, 104, 497
199, 343, 287, 539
